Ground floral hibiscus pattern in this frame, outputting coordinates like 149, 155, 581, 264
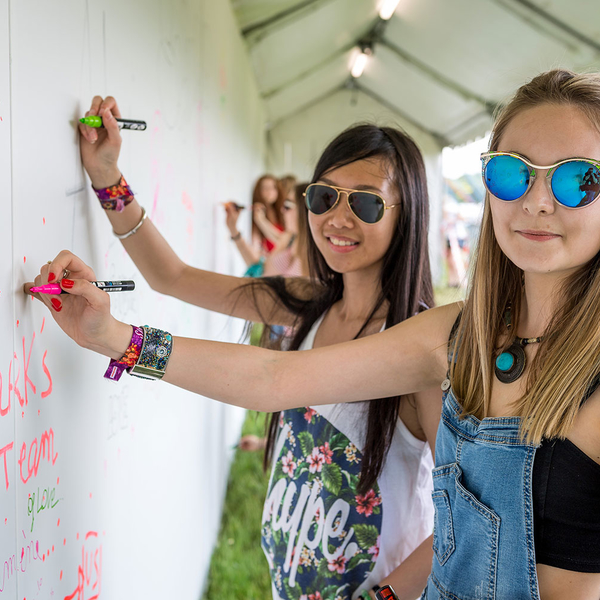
262, 408, 382, 600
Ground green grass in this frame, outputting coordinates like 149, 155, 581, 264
203, 288, 462, 598
202, 411, 272, 600
434, 285, 465, 307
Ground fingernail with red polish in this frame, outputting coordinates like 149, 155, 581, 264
48, 272, 56, 282
51, 298, 62, 312
61, 278, 74, 289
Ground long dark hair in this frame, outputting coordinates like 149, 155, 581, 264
251, 175, 285, 241
247, 124, 433, 493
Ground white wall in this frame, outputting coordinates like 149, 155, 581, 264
265, 88, 445, 283
1, 1, 265, 598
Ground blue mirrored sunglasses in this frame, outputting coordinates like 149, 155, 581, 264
481, 151, 600, 209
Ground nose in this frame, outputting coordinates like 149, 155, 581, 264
326, 191, 355, 227
521, 172, 555, 215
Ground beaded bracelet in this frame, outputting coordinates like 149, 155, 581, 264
93, 174, 135, 212
129, 325, 173, 381
104, 326, 144, 381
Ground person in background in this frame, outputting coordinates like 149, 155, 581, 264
30, 116, 442, 600
263, 182, 310, 278
279, 175, 298, 204
226, 174, 286, 269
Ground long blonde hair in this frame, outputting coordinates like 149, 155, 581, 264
451, 69, 600, 443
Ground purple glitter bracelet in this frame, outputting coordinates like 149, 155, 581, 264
104, 325, 144, 382
93, 175, 135, 212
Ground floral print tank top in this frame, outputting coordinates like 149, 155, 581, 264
261, 408, 383, 600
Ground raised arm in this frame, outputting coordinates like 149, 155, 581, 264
26, 252, 458, 411
253, 204, 284, 244
79, 96, 298, 326
224, 202, 262, 267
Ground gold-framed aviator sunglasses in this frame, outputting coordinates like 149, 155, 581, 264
303, 183, 399, 224
481, 151, 600, 209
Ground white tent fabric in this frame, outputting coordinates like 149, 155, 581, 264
232, 0, 600, 146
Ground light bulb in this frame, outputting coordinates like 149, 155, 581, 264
379, 0, 401, 20
351, 52, 369, 78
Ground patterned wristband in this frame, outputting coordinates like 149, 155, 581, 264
93, 175, 135, 212
130, 326, 173, 380
104, 325, 144, 381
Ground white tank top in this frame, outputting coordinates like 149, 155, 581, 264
261, 314, 434, 600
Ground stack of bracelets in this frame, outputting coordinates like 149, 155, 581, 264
104, 325, 173, 382
94, 176, 173, 382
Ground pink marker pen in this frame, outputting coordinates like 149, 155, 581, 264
29, 280, 135, 294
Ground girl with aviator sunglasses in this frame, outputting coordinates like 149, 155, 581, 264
31, 69, 600, 598
34, 118, 442, 599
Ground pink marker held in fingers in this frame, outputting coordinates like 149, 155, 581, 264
29, 280, 136, 295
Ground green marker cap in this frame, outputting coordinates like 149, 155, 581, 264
79, 115, 103, 128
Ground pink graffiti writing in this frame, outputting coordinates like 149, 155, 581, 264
18, 428, 59, 485
0, 442, 12, 490
0, 330, 54, 419
64, 532, 102, 600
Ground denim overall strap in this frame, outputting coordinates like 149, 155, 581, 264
421, 389, 540, 600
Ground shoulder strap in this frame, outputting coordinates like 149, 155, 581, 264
447, 311, 463, 364
581, 373, 600, 407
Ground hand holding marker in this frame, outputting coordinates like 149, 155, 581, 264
80, 115, 147, 131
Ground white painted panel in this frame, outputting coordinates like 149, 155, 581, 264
2, 1, 264, 598
0, 0, 16, 594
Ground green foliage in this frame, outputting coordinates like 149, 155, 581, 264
284, 580, 301, 600
318, 556, 332, 577
321, 463, 342, 495
298, 430, 315, 456
321, 584, 340, 599
202, 412, 271, 600
346, 554, 371, 572
353, 524, 379, 549
329, 432, 347, 452
342, 469, 359, 495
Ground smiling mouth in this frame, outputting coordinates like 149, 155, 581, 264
517, 230, 559, 236
516, 230, 560, 241
327, 236, 359, 247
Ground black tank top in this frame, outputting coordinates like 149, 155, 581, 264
532, 380, 600, 572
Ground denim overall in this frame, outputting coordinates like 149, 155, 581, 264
421, 386, 540, 600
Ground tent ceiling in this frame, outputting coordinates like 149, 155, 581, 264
232, 0, 600, 146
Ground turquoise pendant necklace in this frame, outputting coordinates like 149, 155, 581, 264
494, 308, 544, 384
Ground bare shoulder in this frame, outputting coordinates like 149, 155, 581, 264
388, 301, 462, 347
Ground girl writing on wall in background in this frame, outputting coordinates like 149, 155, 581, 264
225, 174, 287, 274
261, 181, 309, 279
29, 111, 443, 600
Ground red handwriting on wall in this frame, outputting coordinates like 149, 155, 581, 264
64, 532, 102, 600
18, 428, 59, 485
0, 329, 53, 418
0, 442, 13, 490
